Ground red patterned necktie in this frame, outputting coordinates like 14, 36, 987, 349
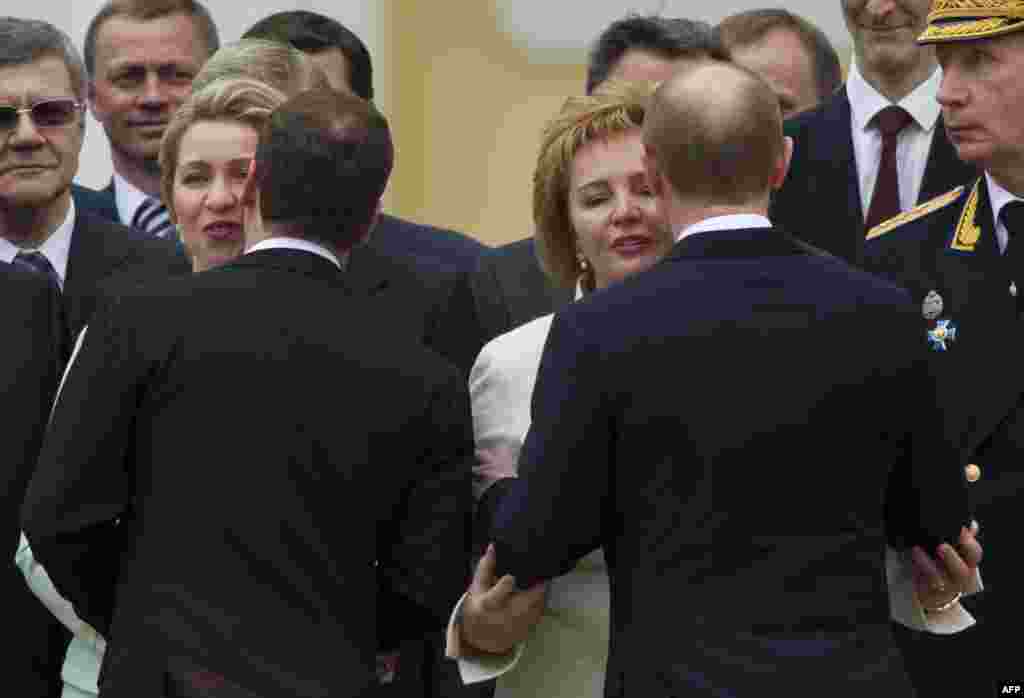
864, 105, 913, 231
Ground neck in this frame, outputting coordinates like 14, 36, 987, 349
665, 196, 770, 237
0, 192, 70, 248
856, 52, 937, 104
112, 149, 162, 197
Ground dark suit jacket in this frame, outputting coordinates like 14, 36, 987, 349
772, 88, 976, 265
470, 237, 574, 344
490, 227, 970, 697
0, 265, 65, 698
63, 209, 190, 340
372, 214, 486, 275
348, 242, 483, 379
864, 177, 1020, 685
22, 249, 473, 698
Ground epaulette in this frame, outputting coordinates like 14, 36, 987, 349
865, 186, 965, 241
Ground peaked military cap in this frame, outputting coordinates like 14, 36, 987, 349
919, 0, 1024, 43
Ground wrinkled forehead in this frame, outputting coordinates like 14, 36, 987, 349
0, 55, 76, 103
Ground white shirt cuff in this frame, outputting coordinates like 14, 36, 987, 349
886, 546, 981, 634
444, 592, 524, 684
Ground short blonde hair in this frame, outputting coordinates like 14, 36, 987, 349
160, 77, 288, 222
533, 79, 655, 290
191, 38, 327, 95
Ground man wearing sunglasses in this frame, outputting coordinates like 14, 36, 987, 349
1, 16, 188, 698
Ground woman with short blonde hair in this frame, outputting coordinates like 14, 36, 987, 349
158, 77, 288, 271
532, 79, 658, 293
462, 78, 672, 698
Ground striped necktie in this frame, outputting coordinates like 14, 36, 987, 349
12, 250, 61, 290
131, 197, 174, 239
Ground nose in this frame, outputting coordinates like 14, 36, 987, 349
204, 176, 239, 212
6, 111, 45, 148
138, 74, 168, 108
937, 66, 967, 109
610, 193, 644, 224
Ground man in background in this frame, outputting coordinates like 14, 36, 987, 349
715, 8, 841, 119
771, 0, 975, 264
73, 0, 219, 239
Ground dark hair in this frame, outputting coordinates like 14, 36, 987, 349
645, 60, 784, 205
0, 17, 88, 101
242, 11, 373, 101
586, 15, 717, 94
83, 0, 220, 78
715, 9, 841, 103
256, 89, 392, 249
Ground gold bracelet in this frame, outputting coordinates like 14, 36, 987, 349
924, 591, 962, 614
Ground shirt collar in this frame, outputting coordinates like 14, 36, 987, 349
0, 197, 75, 288
846, 59, 942, 134
113, 172, 152, 227
986, 172, 1024, 232
673, 214, 772, 243
246, 236, 343, 269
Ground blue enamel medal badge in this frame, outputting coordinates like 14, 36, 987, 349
927, 319, 957, 352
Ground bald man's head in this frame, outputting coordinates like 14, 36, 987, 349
643, 60, 789, 207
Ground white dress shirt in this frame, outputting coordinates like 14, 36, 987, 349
0, 198, 75, 289
985, 172, 1024, 254
674, 213, 772, 243
113, 172, 152, 228
247, 235, 343, 268
846, 61, 943, 216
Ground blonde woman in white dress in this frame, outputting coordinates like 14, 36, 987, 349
458, 79, 674, 698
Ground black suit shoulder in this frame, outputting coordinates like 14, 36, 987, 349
373, 213, 486, 273
470, 236, 573, 342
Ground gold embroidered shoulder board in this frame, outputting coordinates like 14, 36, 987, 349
865, 186, 965, 241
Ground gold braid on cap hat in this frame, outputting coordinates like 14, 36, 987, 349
920, 0, 1024, 43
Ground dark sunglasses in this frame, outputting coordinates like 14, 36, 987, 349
0, 98, 83, 131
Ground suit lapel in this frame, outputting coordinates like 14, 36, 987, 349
917, 117, 976, 204
62, 212, 135, 337
819, 91, 865, 262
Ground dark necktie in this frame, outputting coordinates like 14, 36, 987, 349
1001, 200, 1024, 311
12, 250, 61, 290
864, 105, 913, 231
131, 198, 174, 239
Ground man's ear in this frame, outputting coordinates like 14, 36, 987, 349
643, 145, 664, 198
770, 136, 794, 191
241, 157, 259, 208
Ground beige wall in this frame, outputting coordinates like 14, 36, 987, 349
382, 1, 585, 246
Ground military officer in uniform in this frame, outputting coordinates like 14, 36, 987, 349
863, 1, 1024, 694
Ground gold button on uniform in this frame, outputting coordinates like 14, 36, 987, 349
965, 464, 981, 483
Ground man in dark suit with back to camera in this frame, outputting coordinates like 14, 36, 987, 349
243, 10, 487, 378
863, 2, 1024, 694
453, 60, 982, 697
72, 0, 219, 241
772, 0, 976, 266
0, 265, 65, 697
22, 88, 472, 698
470, 15, 718, 343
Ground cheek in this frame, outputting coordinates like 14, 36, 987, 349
569, 208, 609, 257
173, 187, 203, 237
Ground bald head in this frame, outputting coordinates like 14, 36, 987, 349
643, 60, 788, 207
